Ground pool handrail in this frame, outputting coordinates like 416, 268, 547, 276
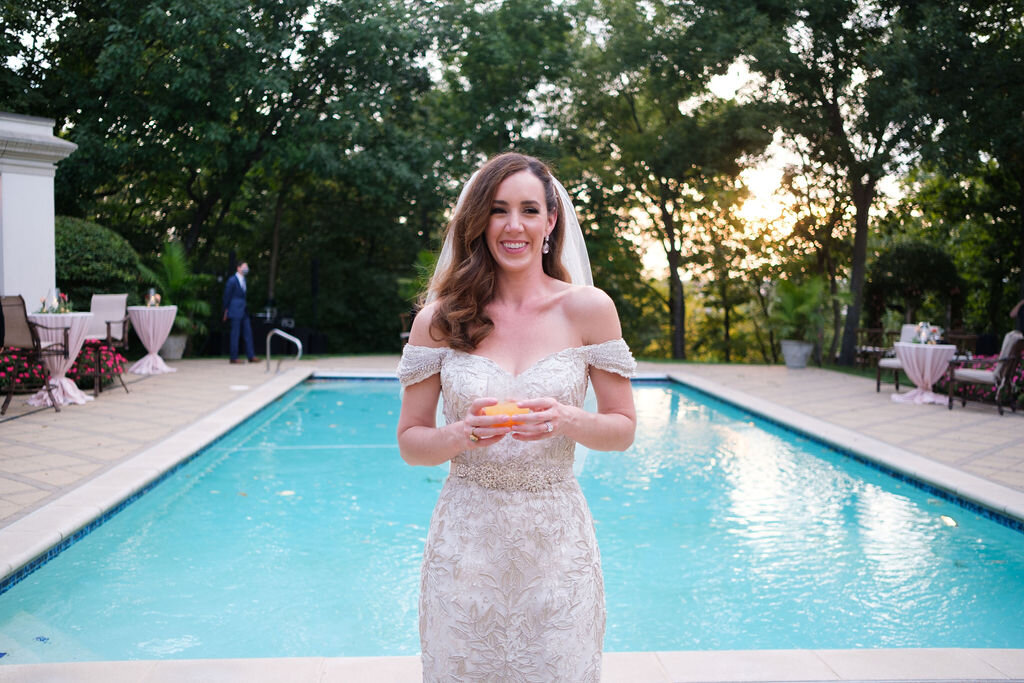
265, 328, 303, 373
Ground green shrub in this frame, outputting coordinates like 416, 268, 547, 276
55, 216, 142, 309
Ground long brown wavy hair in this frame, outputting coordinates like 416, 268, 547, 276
428, 153, 569, 351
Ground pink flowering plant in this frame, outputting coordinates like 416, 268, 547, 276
67, 343, 127, 389
0, 350, 48, 392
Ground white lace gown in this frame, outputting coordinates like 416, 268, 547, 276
397, 339, 636, 682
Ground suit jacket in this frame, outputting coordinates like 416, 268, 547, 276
223, 274, 248, 320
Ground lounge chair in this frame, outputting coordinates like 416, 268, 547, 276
876, 324, 918, 392
0, 295, 69, 415
946, 330, 1024, 415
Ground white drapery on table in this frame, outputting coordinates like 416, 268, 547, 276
127, 305, 178, 375
891, 342, 956, 405
26, 312, 94, 407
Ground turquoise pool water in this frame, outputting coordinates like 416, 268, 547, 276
1, 379, 1023, 663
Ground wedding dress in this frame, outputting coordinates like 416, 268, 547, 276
397, 339, 636, 682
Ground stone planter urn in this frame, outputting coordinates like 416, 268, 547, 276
159, 333, 187, 360
780, 339, 814, 369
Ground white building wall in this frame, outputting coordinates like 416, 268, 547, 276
0, 112, 77, 310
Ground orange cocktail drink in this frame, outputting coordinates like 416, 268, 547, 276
482, 402, 531, 427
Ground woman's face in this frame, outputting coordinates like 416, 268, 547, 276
485, 170, 556, 276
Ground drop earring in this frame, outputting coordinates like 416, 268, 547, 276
542, 235, 551, 255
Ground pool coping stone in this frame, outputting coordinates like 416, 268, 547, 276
2, 649, 1023, 681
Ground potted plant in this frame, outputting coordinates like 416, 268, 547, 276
770, 277, 826, 368
140, 240, 212, 359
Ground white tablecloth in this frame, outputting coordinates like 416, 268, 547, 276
892, 342, 956, 405
26, 312, 94, 407
127, 306, 178, 374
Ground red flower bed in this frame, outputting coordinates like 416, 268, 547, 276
67, 342, 128, 389
0, 344, 127, 393
0, 350, 47, 392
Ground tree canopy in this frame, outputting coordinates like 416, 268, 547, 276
3, 0, 1020, 359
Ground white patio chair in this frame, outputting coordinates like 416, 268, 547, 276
82, 293, 131, 396
876, 324, 918, 392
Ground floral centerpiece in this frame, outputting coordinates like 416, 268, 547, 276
37, 290, 73, 314
913, 321, 943, 344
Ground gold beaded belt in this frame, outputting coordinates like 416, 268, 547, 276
450, 462, 572, 492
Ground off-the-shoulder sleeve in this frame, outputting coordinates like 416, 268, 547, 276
584, 338, 637, 378
396, 344, 448, 387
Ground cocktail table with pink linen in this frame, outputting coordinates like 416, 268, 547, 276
26, 311, 94, 407
127, 305, 178, 375
891, 342, 956, 405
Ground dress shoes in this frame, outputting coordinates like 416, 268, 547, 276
248, 357, 261, 363
230, 359, 245, 364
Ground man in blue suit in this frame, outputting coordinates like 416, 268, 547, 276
223, 261, 258, 363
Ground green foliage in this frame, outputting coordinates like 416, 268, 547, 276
397, 250, 439, 306
769, 277, 827, 343
6, 0, 1021, 361
433, 0, 575, 156
562, 0, 774, 358
139, 241, 213, 337
49, 0, 435, 260
54, 216, 142, 309
864, 241, 963, 327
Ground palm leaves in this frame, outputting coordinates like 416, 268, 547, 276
139, 241, 213, 336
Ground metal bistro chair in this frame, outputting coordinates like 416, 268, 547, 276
80, 294, 131, 396
1, 295, 69, 415
855, 327, 886, 369
876, 324, 918, 392
947, 330, 1024, 415
946, 330, 978, 361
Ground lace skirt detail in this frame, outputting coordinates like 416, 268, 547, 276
419, 476, 604, 682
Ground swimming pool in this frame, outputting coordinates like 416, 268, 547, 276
1, 379, 1022, 663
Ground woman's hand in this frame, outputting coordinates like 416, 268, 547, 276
462, 397, 514, 447
506, 397, 573, 442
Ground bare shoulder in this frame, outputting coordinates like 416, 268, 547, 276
408, 301, 447, 348
561, 285, 622, 345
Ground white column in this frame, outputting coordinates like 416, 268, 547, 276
0, 112, 77, 310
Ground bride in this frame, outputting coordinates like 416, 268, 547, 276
396, 152, 637, 681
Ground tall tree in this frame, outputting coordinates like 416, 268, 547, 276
900, 0, 1024, 302
47, 0, 434, 260
774, 137, 855, 361
699, 0, 925, 364
0, 0, 69, 113
566, 0, 771, 358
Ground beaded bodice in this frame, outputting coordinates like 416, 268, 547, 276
397, 339, 636, 480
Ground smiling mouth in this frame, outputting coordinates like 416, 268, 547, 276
501, 241, 528, 251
